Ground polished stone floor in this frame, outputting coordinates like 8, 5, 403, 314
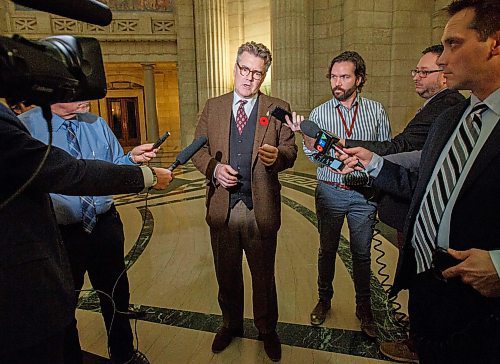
77, 151, 408, 363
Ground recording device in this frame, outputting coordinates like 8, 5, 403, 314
13, 0, 112, 26
300, 120, 364, 170
153, 131, 171, 149
312, 153, 344, 171
167, 136, 207, 171
270, 106, 292, 124
0, 34, 106, 105
432, 247, 461, 278
1, 0, 109, 105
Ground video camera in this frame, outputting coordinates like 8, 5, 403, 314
0, 0, 112, 105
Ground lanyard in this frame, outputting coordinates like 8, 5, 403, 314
336, 103, 359, 137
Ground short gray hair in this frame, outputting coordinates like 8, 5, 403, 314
236, 41, 272, 72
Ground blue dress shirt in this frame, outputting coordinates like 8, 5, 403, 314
19, 107, 138, 225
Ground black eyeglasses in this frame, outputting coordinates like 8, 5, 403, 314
411, 69, 443, 78
236, 62, 265, 80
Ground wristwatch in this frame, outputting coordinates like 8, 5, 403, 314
150, 167, 158, 187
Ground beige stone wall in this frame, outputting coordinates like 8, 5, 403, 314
175, 0, 199, 146
226, 0, 271, 92
304, 0, 448, 135
0, 0, 454, 146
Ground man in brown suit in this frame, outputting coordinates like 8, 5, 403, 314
192, 41, 297, 362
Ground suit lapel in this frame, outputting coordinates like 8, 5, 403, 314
216, 93, 233, 162
409, 100, 470, 218
460, 119, 500, 195
251, 93, 274, 165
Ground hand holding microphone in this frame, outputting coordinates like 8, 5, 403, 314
150, 167, 174, 190
337, 146, 374, 172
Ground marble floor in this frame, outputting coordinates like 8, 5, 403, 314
77, 151, 409, 363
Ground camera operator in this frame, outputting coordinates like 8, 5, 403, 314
0, 102, 173, 363
19, 101, 159, 364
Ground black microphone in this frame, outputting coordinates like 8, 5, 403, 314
300, 120, 364, 169
13, 0, 112, 26
167, 136, 207, 171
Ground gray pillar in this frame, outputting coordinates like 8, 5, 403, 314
142, 63, 159, 142
271, 0, 310, 115
194, 0, 231, 108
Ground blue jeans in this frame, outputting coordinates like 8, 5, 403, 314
315, 182, 377, 304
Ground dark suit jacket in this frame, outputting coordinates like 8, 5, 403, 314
372, 99, 500, 295
0, 104, 145, 352
349, 89, 464, 231
192, 92, 297, 236
346, 88, 465, 154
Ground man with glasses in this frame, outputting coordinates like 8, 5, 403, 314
192, 41, 297, 362
339, 0, 500, 362
341, 45, 464, 156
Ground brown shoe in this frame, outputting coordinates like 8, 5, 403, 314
259, 331, 281, 362
310, 300, 331, 326
211, 327, 243, 353
355, 302, 378, 338
379, 339, 419, 363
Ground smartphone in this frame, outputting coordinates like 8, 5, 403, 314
270, 106, 292, 124
432, 247, 461, 273
312, 153, 344, 172
153, 131, 171, 149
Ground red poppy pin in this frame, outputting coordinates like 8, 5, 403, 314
259, 116, 269, 126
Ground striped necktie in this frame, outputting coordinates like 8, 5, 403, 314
65, 120, 97, 234
235, 100, 248, 135
412, 103, 488, 273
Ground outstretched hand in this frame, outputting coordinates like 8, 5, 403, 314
336, 146, 373, 174
284, 112, 304, 132
130, 143, 158, 163
151, 167, 174, 190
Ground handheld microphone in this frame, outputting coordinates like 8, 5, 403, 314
13, 0, 113, 26
167, 136, 207, 171
300, 120, 364, 169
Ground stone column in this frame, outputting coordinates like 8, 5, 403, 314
176, 0, 198, 147
271, 0, 310, 115
193, 0, 231, 108
433, 0, 450, 42
142, 63, 159, 142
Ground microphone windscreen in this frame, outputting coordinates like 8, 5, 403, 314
176, 136, 207, 164
13, 0, 112, 26
300, 120, 321, 138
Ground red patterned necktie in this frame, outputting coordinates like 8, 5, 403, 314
236, 100, 248, 135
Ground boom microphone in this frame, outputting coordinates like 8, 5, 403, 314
13, 0, 113, 26
300, 120, 364, 169
168, 136, 207, 171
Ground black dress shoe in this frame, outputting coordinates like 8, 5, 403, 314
259, 331, 281, 362
211, 327, 243, 353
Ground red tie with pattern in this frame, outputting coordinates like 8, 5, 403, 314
236, 100, 248, 135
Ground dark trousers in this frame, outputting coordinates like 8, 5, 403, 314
3, 329, 65, 364
59, 206, 134, 364
409, 271, 500, 364
210, 201, 278, 334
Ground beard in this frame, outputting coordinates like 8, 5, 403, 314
332, 84, 358, 101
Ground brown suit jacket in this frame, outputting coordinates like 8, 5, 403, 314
192, 92, 297, 236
